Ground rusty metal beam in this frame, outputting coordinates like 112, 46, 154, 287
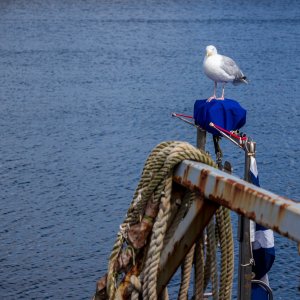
157, 193, 219, 294
173, 160, 300, 242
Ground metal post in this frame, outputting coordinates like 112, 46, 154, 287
238, 140, 256, 300
196, 128, 206, 150
194, 127, 206, 298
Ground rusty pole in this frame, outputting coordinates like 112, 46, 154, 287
196, 127, 207, 150
173, 160, 300, 242
238, 140, 256, 300
195, 126, 206, 297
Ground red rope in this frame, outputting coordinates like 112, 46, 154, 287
173, 112, 247, 141
173, 113, 194, 119
213, 123, 247, 141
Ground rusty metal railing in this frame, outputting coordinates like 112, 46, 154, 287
169, 117, 299, 299
155, 158, 299, 297
172, 159, 300, 243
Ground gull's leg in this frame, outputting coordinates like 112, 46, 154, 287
207, 81, 217, 102
217, 83, 225, 100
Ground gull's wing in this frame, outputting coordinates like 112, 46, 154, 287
220, 55, 242, 77
220, 55, 247, 84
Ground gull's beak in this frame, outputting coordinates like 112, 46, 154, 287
206, 50, 212, 57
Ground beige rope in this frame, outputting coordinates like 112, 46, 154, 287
142, 175, 172, 300
215, 207, 234, 300
130, 275, 141, 300
178, 243, 195, 300
207, 217, 219, 300
103, 141, 234, 300
194, 235, 205, 300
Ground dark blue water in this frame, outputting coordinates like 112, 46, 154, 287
0, 0, 299, 299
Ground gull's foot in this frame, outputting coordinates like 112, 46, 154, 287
206, 96, 216, 102
216, 96, 224, 100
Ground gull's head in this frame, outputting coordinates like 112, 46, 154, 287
206, 45, 217, 57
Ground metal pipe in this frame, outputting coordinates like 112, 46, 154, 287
172, 112, 199, 128
172, 160, 300, 243
209, 122, 244, 149
196, 127, 206, 150
157, 192, 219, 294
238, 140, 256, 300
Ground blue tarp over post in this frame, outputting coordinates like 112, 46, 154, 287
193, 99, 247, 135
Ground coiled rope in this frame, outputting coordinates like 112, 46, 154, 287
94, 141, 234, 300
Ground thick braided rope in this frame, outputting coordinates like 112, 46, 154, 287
130, 275, 141, 300
107, 143, 176, 298
216, 207, 227, 300
126, 142, 201, 225
163, 191, 194, 247
138, 144, 233, 299
138, 144, 211, 207
141, 144, 215, 299
142, 175, 173, 300
106, 141, 217, 299
203, 231, 211, 290
107, 143, 179, 298
207, 218, 219, 300
107, 233, 124, 298
127, 142, 179, 223
224, 208, 234, 299
177, 191, 198, 299
215, 207, 234, 300
132, 142, 177, 198
194, 235, 205, 300
178, 244, 196, 300
131, 291, 139, 300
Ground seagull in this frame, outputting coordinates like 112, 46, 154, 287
203, 45, 248, 102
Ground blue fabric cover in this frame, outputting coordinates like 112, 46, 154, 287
193, 99, 247, 136
251, 283, 269, 300
252, 245, 275, 280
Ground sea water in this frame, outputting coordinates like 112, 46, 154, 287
0, 0, 299, 299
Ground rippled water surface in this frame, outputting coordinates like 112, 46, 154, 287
0, 0, 299, 299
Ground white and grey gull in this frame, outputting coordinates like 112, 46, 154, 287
203, 45, 248, 102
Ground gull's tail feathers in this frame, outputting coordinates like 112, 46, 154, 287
233, 76, 248, 86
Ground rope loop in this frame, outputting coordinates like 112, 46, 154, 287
96, 141, 234, 300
